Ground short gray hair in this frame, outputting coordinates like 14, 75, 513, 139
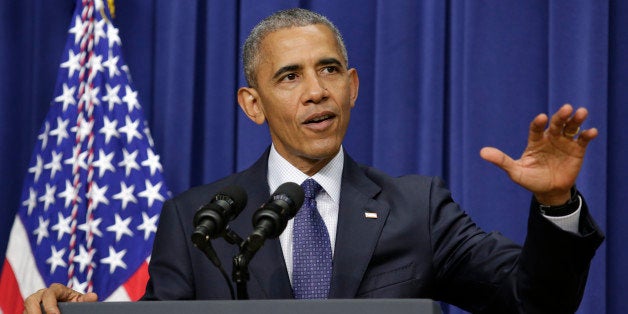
242, 8, 349, 87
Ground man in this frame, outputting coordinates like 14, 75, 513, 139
25, 8, 604, 314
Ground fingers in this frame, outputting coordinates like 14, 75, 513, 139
23, 289, 45, 314
563, 107, 588, 137
577, 127, 598, 148
528, 113, 548, 142
78, 292, 98, 303
39, 284, 69, 314
23, 284, 97, 314
548, 104, 574, 136
546, 104, 595, 142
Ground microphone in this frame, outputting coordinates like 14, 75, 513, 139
232, 182, 303, 300
191, 185, 247, 300
192, 185, 248, 244
246, 182, 304, 252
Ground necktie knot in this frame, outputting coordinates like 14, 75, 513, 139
301, 178, 322, 199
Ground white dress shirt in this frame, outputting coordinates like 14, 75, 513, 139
268, 145, 343, 284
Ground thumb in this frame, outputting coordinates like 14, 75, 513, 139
480, 147, 516, 173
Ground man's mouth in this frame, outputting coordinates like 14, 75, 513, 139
305, 114, 334, 124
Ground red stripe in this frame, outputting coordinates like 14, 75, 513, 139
0, 260, 25, 314
122, 261, 149, 301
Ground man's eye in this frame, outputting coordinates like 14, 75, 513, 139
322, 66, 338, 74
283, 73, 297, 81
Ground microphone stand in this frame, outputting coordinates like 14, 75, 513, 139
232, 252, 251, 300
222, 226, 254, 300
191, 234, 236, 300
195, 224, 262, 300
232, 231, 268, 300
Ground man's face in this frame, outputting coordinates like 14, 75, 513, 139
239, 24, 359, 175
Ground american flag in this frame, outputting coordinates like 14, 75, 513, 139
0, 0, 168, 312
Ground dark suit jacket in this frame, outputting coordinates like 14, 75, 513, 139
143, 149, 604, 313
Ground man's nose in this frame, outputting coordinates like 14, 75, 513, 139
301, 74, 328, 104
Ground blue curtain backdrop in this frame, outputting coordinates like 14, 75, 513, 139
1, 0, 626, 313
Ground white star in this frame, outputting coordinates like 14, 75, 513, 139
73, 245, 96, 273
50, 117, 70, 146
44, 151, 63, 179
99, 116, 120, 144
64, 148, 89, 171
68, 16, 85, 44
38, 183, 57, 211
28, 155, 44, 182
94, 19, 107, 45
122, 86, 140, 112
137, 212, 159, 240
78, 217, 103, 237
22, 187, 38, 216
107, 24, 121, 48
118, 148, 140, 176
141, 149, 162, 176
38, 121, 50, 150
92, 149, 115, 178
70, 120, 94, 142
118, 116, 142, 144
112, 182, 137, 210
138, 180, 165, 208
70, 277, 89, 294
100, 246, 127, 274
103, 51, 120, 78
46, 246, 67, 274
102, 84, 121, 111
88, 54, 104, 81
57, 180, 81, 209
60, 50, 81, 78
54, 83, 77, 112
51, 212, 73, 241
79, 85, 101, 107
107, 213, 134, 242
87, 182, 109, 210
33, 216, 50, 245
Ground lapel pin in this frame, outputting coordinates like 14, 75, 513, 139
364, 212, 378, 219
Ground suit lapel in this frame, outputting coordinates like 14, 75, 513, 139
329, 155, 390, 298
229, 149, 388, 299
230, 149, 294, 299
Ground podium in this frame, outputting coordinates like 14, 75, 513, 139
57, 299, 442, 314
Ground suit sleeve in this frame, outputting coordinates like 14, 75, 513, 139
142, 198, 196, 300
428, 177, 604, 313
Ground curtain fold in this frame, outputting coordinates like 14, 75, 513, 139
1, 0, 625, 312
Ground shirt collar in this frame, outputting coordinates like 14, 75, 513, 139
267, 144, 344, 203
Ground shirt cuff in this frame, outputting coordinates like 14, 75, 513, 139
542, 195, 582, 234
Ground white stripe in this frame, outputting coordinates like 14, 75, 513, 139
6, 216, 46, 298
105, 258, 150, 301
105, 285, 130, 301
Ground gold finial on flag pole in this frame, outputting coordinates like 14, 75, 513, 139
107, 0, 115, 18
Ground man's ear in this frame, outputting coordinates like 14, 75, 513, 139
348, 68, 359, 108
237, 87, 266, 125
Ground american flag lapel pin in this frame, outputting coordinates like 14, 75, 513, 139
364, 212, 378, 219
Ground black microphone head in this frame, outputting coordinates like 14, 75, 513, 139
272, 182, 304, 219
215, 185, 248, 217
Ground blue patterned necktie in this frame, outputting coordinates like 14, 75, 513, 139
292, 178, 332, 299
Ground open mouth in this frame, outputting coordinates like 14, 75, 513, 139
304, 114, 334, 124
